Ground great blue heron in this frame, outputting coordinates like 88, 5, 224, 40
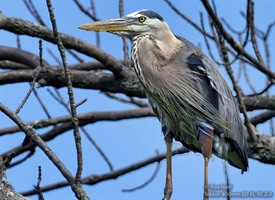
78, 10, 248, 200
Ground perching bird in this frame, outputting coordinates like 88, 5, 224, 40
78, 10, 248, 200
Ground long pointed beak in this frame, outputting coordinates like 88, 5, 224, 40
78, 17, 133, 32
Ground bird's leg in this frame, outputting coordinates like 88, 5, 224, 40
163, 132, 173, 200
198, 126, 213, 200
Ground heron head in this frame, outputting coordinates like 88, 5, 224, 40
78, 10, 171, 38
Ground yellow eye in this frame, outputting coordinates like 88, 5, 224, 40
138, 16, 146, 23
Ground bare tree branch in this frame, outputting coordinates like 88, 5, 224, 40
23, 0, 46, 26
0, 102, 76, 185
0, 12, 128, 79
0, 108, 154, 136
15, 40, 43, 114
0, 46, 50, 68
0, 156, 30, 200
73, 0, 99, 21
201, 0, 275, 79
164, 0, 214, 39
20, 147, 189, 196
46, 0, 86, 189
122, 159, 161, 192
250, 110, 275, 126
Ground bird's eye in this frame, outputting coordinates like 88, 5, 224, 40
138, 16, 146, 23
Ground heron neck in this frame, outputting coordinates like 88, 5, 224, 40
154, 32, 182, 61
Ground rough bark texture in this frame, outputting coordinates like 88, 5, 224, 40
0, 184, 30, 200
248, 126, 275, 164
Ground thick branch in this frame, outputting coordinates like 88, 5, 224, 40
0, 156, 30, 200
0, 66, 144, 97
1, 65, 274, 109
0, 12, 127, 79
0, 46, 50, 68
0, 61, 30, 70
247, 126, 275, 164
0, 107, 153, 136
0, 184, 30, 200
250, 110, 275, 126
243, 95, 275, 111
0, 46, 144, 97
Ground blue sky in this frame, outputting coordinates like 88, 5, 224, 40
0, 0, 274, 200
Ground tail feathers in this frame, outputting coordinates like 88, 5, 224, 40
213, 138, 248, 173
227, 140, 248, 173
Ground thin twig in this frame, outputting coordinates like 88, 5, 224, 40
0, 102, 76, 184
164, 0, 214, 39
9, 149, 35, 168
224, 41, 256, 141
15, 40, 43, 114
32, 89, 52, 119
208, 14, 219, 47
23, 0, 46, 26
73, 0, 99, 21
47, 88, 68, 110
83, 130, 114, 171
201, 13, 239, 67
35, 166, 45, 200
223, 161, 230, 200
47, 48, 62, 65
236, 33, 244, 83
247, 82, 273, 97
49, 88, 114, 173
262, 21, 275, 136
105, 92, 148, 107
16, 35, 21, 49
20, 146, 190, 196
242, 0, 251, 47
236, 61, 242, 83
67, 49, 84, 63
264, 21, 275, 40
30, 41, 52, 119
201, 0, 275, 80
200, 12, 220, 64
122, 161, 161, 192
46, 1, 87, 198
75, 98, 88, 108
62, 95, 113, 171
221, 17, 246, 35
243, 64, 257, 93
201, 0, 256, 141
47, 0, 83, 180
119, 0, 130, 68
241, 9, 264, 36
24, 0, 85, 65
200, 13, 238, 66
249, 1, 264, 65
90, 0, 100, 47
